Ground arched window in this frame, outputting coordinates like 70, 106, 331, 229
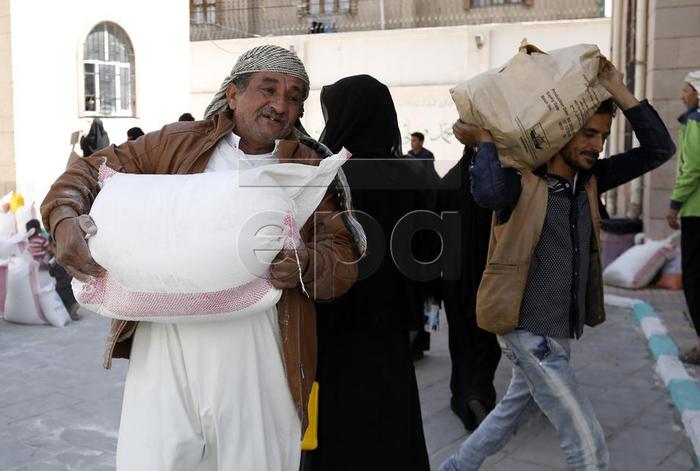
83, 22, 135, 116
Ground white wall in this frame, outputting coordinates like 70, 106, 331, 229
6, 11, 611, 209
191, 18, 611, 175
9, 0, 191, 207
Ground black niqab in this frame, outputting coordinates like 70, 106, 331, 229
320, 74, 402, 159
80, 118, 110, 157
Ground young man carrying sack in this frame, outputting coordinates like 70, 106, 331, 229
441, 60, 675, 471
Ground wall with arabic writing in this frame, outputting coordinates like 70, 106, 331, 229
192, 17, 611, 175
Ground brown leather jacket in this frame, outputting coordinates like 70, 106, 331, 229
40, 110, 359, 432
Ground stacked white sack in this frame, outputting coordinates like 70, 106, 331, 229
0, 231, 71, 327
37, 271, 71, 327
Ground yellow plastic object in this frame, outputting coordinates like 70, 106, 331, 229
301, 381, 319, 450
9, 192, 24, 213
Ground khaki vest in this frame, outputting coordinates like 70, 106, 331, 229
475, 170, 606, 335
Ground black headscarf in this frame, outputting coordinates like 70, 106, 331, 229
320, 74, 402, 159
316, 74, 436, 331
80, 118, 110, 157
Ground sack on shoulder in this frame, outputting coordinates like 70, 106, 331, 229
450, 42, 610, 169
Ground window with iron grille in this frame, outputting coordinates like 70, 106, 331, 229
471, 0, 529, 6
83, 22, 135, 117
308, 0, 353, 15
191, 0, 217, 25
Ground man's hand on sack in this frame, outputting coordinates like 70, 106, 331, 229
270, 244, 310, 289
54, 214, 105, 282
452, 121, 493, 147
598, 58, 639, 111
667, 208, 681, 230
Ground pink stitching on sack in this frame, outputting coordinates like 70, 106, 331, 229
282, 211, 309, 297
282, 212, 300, 250
98, 163, 118, 182
77, 275, 273, 318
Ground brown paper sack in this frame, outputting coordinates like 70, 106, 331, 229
450, 42, 611, 169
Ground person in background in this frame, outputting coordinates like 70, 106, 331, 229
435, 146, 501, 431
178, 112, 195, 122
80, 118, 110, 157
48, 240, 81, 321
408, 131, 435, 161
126, 127, 144, 141
26, 219, 81, 320
302, 74, 430, 471
669, 70, 700, 365
25, 219, 50, 268
407, 133, 440, 360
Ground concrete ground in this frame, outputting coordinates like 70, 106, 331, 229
0, 288, 698, 470
0, 311, 125, 471
420, 291, 697, 471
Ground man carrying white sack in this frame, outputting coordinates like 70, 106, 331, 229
40, 45, 363, 471
441, 61, 675, 470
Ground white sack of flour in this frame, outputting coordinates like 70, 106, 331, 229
37, 270, 71, 327
4, 252, 46, 325
0, 232, 30, 317
74, 149, 349, 323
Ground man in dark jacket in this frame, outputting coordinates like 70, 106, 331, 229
408, 131, 435, 160
436, 147, 501, 431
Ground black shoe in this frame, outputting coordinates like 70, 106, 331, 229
468, 399, 489, 427
450, 397, 477, 432
68, 303, 82, 321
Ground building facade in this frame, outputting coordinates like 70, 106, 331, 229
190, 0, 604, 40
0, 0, 191, 207
191, 18, 611, 176
0, 0, 16, 196
607, 0, 700, 238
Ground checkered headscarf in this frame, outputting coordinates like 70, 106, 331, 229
201, 45, 367, 258
203, 45, 310, 120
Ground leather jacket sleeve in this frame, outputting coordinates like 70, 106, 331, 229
301, 192, 359, 300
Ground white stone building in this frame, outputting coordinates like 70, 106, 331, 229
0, 0, 191, 208
0, 0, 611, 209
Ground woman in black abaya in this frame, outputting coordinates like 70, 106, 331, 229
437, 147, 501, 431
303, 75, 431, 471
80, 118, 110, 157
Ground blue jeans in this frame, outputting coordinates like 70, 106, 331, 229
441, 329, 609, 471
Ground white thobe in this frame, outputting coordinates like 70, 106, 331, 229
115, 132, 301, 471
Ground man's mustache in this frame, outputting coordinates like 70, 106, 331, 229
257, 107, 288, 124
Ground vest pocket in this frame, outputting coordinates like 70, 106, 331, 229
483, 262, 517, 272
476, 262, 521, 334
